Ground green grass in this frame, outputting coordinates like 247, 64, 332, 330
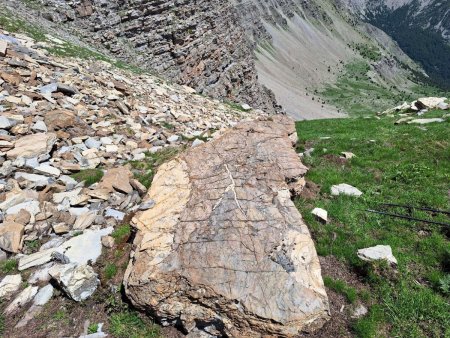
0, 314, 4, 336
129, 147, 180, 188
321, 61, 404, 116
88, 323, 99, 334
352, 43, 382, 62
71, 169, 104, 187
296, 115, 449, 337
1, 259, 18, 274
109, 311, 160, 338
323, 276, 358, 304
104, 264, 118, 280
111, 225, 131, 242
53, 309, 67, 321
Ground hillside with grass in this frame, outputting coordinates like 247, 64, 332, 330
295, 109, 450, 337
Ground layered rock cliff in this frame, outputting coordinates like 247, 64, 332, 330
34, 0, 279, 113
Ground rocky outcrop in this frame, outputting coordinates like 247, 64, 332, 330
21, 0, 278, 113
124, 116, 330, 336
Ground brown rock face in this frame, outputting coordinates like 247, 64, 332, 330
124, 116, 330, 337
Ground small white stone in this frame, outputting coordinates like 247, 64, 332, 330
357, 245, 397, 266
331, 184, 363, 197
311, 208, 328, 223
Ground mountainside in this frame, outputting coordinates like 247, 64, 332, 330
2, 0, 435, 119
234, 0, 424, 118
17, 0, 279, 113
344, 0, 450, 89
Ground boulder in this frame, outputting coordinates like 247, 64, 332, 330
124, 117, 329, 337
415, 97, 447, 110
7, 133, 57, 160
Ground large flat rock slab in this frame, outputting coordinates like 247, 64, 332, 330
124, 116, 330, 336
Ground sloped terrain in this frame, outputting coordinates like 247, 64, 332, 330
234, 0, 425, 119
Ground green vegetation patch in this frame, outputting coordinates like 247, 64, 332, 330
109, 311, 160, 338
111, 224, 131, 242
1, 259, 18, 274
104, 263, 118, 280
321, 61, 403, 116
351, 43, 382, 62
129, 147, 180, 188
323, 276, 358, 303
295, 115, 449, 337
71, 169, 104, 187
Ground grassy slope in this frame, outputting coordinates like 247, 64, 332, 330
295, 113, 449, 337
321, 60, 450, 116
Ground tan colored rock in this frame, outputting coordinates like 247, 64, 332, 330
6, 133, 57, 160
0, 40, 7, 57
124, 117, 329, 337
101, 235, 114, 248
0, 222, 24, 253
98, 166, 133, 194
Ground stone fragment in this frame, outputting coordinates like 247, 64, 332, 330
4, 285, 39, 314
15, 284, 54, 328
19, 227, 113, 270
192, 139, 205, 147
40, 83, 58, 94
351, 304, 368, 319
241, 103, 252, 111
73, 211, 97, 230
49, 263, 99, 302
35, 164, 61, 177
0, 116, 15, 129
0, 222, 24, 253
130, 179, 147, 196
0, 40, 7, 57
357, 245, 397, 266
31, 121, 48, 132
104, 208, 125, 221
101, 235, 114, 248
408, 118, 444, 125
98, 166, 133, 194
0, 274, 22, 298
57, 83, 78, 96
52, 221, 69, 234
341, 152, 356, 159
415, 97, 447, 109
312, 208, 328, 223
124, 117, 329, 336
7, 133, 57, 160
331, 184, 363, 197
138, 200, 155, 211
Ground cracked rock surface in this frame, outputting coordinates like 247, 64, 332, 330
124, 116, 330, 337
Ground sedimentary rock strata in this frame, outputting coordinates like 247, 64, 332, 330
124, 116, 330, 337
